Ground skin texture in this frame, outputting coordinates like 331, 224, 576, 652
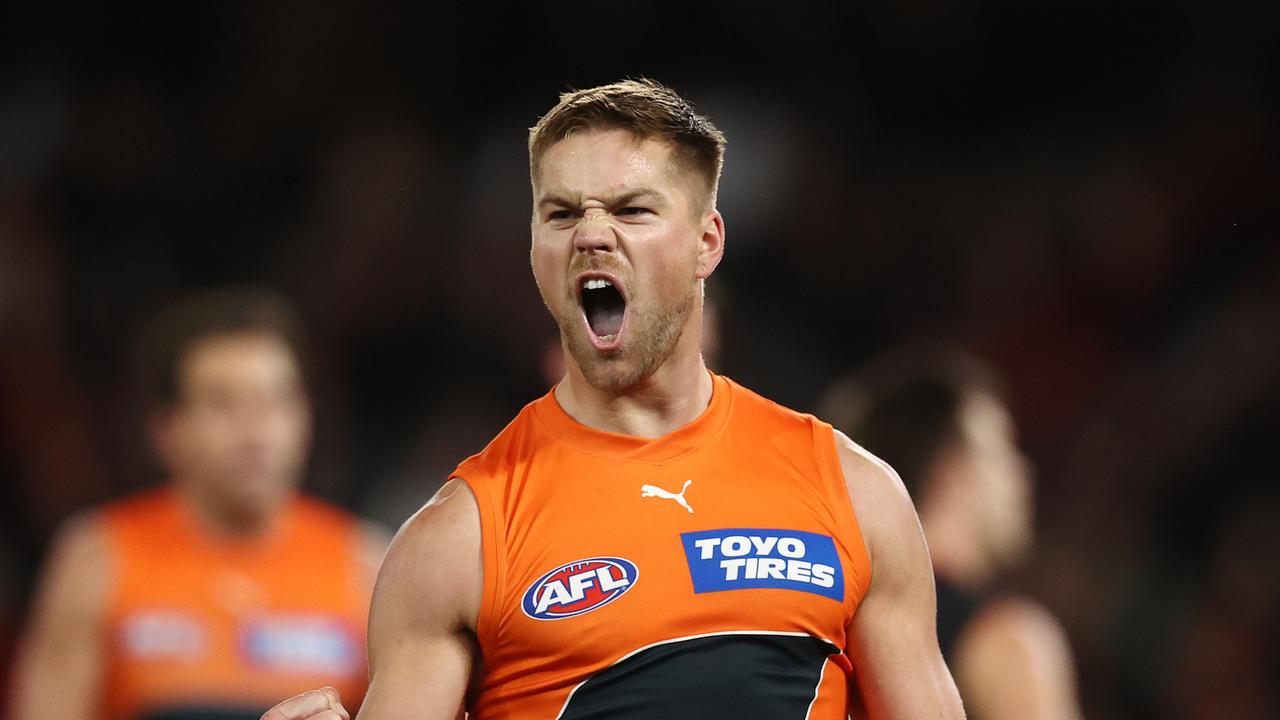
8, 514, 108, 720
261, 128, 964, 719
9, 332, 384, 720
953, 598, 1083, 720
923, 392, 1084, 720
837, 432, 966, 719
533, 129, 726, 437
155, 333, 312, 535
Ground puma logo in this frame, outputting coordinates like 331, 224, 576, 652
641, 479, 694, 514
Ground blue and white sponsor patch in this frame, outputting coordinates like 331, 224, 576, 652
681, 528, 844, 601
120, 610, 206, 660
241, 615, 361, 675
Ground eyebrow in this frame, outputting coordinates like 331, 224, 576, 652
536, 187, 667, 210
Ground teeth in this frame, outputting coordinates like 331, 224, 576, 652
583, 278, 613, 290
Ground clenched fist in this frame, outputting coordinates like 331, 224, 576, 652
261, 686, 351, 720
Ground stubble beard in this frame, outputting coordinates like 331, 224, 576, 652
557, 284, 696, 393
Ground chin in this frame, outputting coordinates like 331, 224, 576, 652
230, 481, 293, 514
991, 533, 1034, 572
578, 358, 648, 392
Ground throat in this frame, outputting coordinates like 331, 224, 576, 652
555, 365, 716, 439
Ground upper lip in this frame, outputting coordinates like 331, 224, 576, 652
574, 270, 628, 304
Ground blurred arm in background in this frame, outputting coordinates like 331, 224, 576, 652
9, 514, 108, 720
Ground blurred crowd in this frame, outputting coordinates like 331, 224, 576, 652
1, 2, 1277, 718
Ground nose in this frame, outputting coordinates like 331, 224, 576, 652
573, 211, 618, 254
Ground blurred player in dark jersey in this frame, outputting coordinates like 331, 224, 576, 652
824, 348, 1085, 720
10, 289, 386, 720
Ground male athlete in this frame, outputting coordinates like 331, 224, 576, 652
264, 79, 964, 719
11, 289, 385, 720
825, 350, 1084, 720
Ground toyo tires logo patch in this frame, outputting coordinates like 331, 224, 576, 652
521, 557, 639, 620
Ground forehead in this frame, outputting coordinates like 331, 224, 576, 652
533, 129, 686, 199
181, 333, 299, 388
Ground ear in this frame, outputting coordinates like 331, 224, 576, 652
695, 210, 726, 280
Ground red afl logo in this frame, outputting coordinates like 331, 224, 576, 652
521, 557, 639, 620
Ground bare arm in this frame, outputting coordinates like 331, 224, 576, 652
954, 598, 1084, 720
353, 521, 393, 592
263, 479, 483, 720
9, 515, 110, 720
836, 431, 966, 720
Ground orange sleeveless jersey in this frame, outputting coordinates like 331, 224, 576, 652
97, 489, 371, 720
455, 372, 872, 719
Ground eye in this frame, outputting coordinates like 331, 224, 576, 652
616, 207, 652, 217
547, 209, 575, 221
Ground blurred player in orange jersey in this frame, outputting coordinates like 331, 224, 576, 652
824, 348, 1085, 720
10, 289, 387, 720
261, 79, 964, 720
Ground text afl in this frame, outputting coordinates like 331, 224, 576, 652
521, 557, 640, 620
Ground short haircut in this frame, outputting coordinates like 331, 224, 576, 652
528, 78, 727, 210
137, 288, 309, 409
823, 348, 1007, 498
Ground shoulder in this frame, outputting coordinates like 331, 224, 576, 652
35, 510, 112, 618
953, 595, 1083, 718
392, 479, 481, 554
829, 429, 920, 570
721, 376, 817, 431
719, 378, 840, 461
374, 479, 482, 631
959, 595, 1075, 669
47, 510, 110, 571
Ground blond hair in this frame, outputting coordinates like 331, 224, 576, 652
529, 78, 727, 209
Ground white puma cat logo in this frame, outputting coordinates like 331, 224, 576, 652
641, 479, 694, 514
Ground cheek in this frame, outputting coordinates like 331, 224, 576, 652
280, 409, 312, 456
641, 234, 697, 297
174, 414, 228, 465
530, 235, 564, 297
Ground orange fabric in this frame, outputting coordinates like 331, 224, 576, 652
97, 489, 370, 720
456, 372, 871, 719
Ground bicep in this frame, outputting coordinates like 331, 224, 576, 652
355, 480, 482, 720
836, 433, 964, 720
9, 516, 108, 720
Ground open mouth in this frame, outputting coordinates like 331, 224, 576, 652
580, 276, 627, 348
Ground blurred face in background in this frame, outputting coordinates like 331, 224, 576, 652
952, 391, 1035, 570
530, 128, 722, 391
153, 332, 311, 532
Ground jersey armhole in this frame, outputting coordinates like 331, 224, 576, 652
811, 421, 873, 608
453, 471, 505, 654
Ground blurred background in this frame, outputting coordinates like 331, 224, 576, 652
1, 1, 1277, 718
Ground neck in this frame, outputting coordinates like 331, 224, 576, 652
172, 480, 278, 541
555, 342, 714, 439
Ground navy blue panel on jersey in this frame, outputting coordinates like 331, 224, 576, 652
558, 632, 839, 720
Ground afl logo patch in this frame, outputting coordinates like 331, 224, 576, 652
521, 557, 639, 620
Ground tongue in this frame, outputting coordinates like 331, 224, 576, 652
588, 303, 624, 338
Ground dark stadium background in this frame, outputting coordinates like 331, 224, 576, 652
1, 2, 1277, 718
